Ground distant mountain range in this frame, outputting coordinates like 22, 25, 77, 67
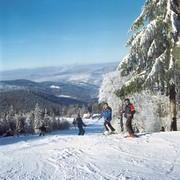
0, 79, 97, 102
0, 89, 86, 113
0, 62, 118, 86
0, 62, 118, 112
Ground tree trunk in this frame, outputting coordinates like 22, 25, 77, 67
169, 83, 177, 131
170, 41, 180, 131
170, 104, 177, 131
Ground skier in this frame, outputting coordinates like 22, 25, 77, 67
122, 98, 136, 137
101, 103, 116, 135
72, 118, 77, 129
3, 128, 14, 137
76, 114, 87, 135
39, 124, 46, 136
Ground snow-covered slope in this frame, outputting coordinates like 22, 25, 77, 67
1, 118, 180, 180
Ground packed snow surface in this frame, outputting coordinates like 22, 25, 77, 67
0, 119, 180, 180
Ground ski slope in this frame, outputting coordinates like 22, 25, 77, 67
0, 119, 180, 180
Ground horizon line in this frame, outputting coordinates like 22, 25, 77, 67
0, 61, 120, 72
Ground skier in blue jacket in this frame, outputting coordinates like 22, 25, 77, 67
101, 103, 115, 134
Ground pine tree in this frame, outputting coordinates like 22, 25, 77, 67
24, 111, 34, 133
7, 105, 16, 131
43, 108, 50, 131
51, 112, 57, 130
15, 114, 26, 135
34, 103, 42, 132
115, 0, 180, 130
44, 109, 48, 123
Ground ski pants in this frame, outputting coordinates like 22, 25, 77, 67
39, 131, 45, 136
78, 126, 85, 135
104, 121, 115, 132
126, 116, 134, 135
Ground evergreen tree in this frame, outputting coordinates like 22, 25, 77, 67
24, 111, 34, 133
15, 114, 26, 135
43, 108, 50, 131
7, 105, 16, 131
34, 103, 43, 132
115, 0, 180, 130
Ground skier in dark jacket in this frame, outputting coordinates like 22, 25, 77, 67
39, 124, 46, 136
101, 103, 115, 134
72, 118, 77, 129
122, 98, 136, 137
76, 114, 86, 135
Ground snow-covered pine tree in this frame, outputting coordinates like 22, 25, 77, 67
33, 103, 43, 133
117, 0, 180, 95
24, 111, 34, 133
51, 112, 57, 130
99, 0, 180, 132
15, 114, 21, 134
7, 105, 16, 131
43, 108, 49, 126
43, 108, 50, 131
15, 114, 26, 135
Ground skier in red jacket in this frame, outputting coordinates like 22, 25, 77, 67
122, 98, 136, 137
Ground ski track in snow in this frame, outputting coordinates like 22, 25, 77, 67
0, 119, 180, 180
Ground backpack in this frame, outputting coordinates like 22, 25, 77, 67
130, 104, 136, 115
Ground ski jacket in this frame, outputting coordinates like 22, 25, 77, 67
39, 125, 46, 132
101, 107, 112, 122
124, 103, 135, 118
76, 117, 86, 128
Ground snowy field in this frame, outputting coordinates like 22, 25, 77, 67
0, 119, 180, 180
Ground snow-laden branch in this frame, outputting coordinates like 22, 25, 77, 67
147, 40, 158, 58
165, 0, 180, 40
145, 50, 167, 82
141, 20, 160, 46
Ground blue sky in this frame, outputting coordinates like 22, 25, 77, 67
0, 0, 145, 71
